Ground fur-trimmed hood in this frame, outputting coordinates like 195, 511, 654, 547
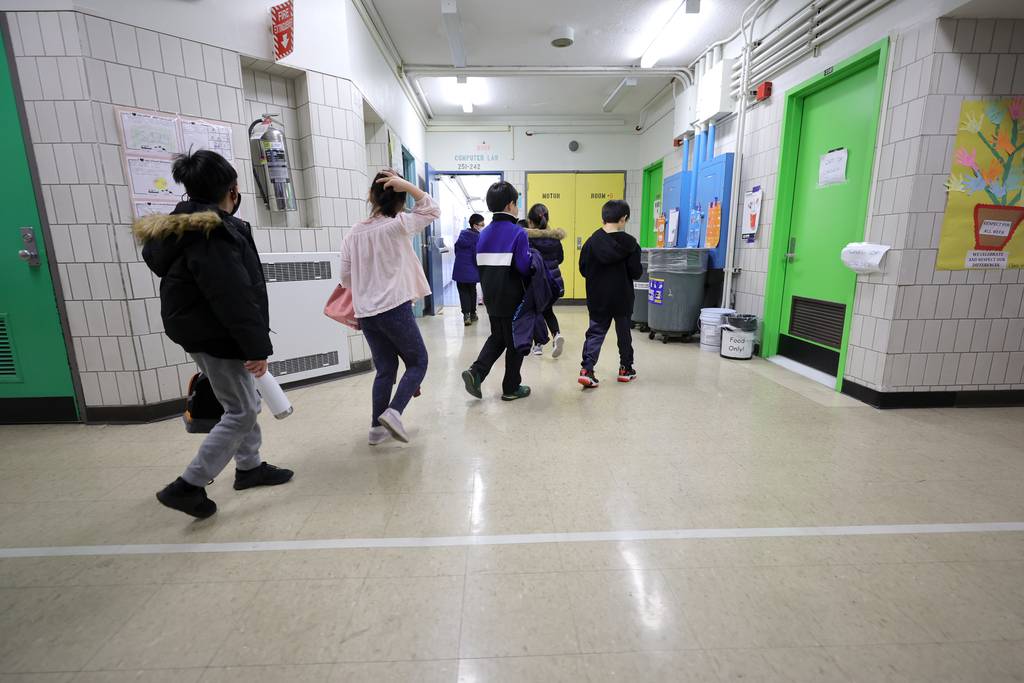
132, 210, 222, 244
525, 227, 566, 241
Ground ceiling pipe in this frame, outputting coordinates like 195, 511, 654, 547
405, 64, 692, 88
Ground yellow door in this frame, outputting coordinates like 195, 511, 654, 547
526, 172, 577, 298
573, 172, 626, 299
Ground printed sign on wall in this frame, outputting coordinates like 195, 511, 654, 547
270, 0, 295, 61
938, 98, 1024, 269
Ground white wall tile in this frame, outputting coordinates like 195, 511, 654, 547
202, 44, 225, 84
176, 77, 201, 117
106, 63, 133, 106
988, 318, 1009, 353
217, 85, 239, 123
197, 80, 220, 119
989, 352, 1009, 384
180, 40, 205, 80
130, 68, 158, 110
84, 15, 115, 61
223, 52, 241, 88
153, 72, 180, 113
158, 34, 184, 76
110, 22, 140, 67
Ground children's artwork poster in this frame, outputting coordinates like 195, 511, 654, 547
127, 158, 183, 199
938, 98, 1024, 270
116, 107, 235, 215
648, 278, 665, 305
743, 186, 763, 239
705, 199, 722, 248
119, 110, 180, 154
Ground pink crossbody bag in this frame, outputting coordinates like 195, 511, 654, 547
323, 284, 360, 330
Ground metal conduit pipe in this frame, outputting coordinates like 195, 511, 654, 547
744, 7, 817, 73
404, 65, 692, 87
813, 0, 893, 46
813, 0, 880, 37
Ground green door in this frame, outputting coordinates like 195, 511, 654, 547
773, 50, 885, 382
640, 161, 663, 248
0, 27, 77, 422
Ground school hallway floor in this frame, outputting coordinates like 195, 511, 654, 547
1, 306, 1023, 682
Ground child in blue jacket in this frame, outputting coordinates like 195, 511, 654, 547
452, 213, 484, 326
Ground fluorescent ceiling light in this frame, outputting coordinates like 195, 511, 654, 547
602, 77, 638, 113
441, 76, 488, 114
639, 0, 694, 68
442, 0, 467, 68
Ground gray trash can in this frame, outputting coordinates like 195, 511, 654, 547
631, 249, 651, 330
647, 248, 710, 342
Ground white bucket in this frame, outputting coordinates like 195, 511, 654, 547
698, 307, 735, 351
720, 326, 756, 359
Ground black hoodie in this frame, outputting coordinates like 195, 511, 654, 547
133, 201, 272, 361
578, 228, 643, 318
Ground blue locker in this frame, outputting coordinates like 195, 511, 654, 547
659, 170, 692, 247
693, 152, 734, 269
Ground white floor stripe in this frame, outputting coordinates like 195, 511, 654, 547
2, 522, 1023, 559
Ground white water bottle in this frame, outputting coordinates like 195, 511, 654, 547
256, 371, 293, 419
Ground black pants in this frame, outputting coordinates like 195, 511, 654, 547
581, 314, 633, 371
470, 315, 523, 395
457, 282, 477, 316
542, 304, 559, 335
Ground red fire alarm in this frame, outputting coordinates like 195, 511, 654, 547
755, 81, 773, 101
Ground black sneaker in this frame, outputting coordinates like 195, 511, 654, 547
470, 312, 479, 322
463, 314, 472, 326
462, 369, 483, 399
501, 385, 531, 401
156, 477, 217, 519
234, 463, 294, 491
618, 366, 638, 382
578, 369, 600, 388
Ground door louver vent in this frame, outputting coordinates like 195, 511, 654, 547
0, 316, 17, 377
268, 351, 339, 378
789, 296, 845, 349
262, 261, 332, 282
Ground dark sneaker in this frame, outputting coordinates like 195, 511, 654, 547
501, 385, 531, 401
578, 369, 600, 388
462, 369, 483, 399
618, 366, 638, 383
464, 314, 472, 326
470, 312, 479, 322
156, 478, 217, 519
234, 463, 294, 491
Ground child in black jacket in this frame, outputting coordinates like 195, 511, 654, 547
578, 200, 642, 387
134, 150, 293, 519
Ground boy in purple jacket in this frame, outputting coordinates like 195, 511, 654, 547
452, 213, 484, 326
461, 182, 532, 401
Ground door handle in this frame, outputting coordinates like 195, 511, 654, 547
577, 236, 583, 249
785, 236, 796, 263
18, 227, 41, 267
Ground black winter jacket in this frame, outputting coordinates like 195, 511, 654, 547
579, 228, 643, 319
134, 201, 272, 361
526, 226, 565, 299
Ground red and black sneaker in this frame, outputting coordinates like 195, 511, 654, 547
578, 368, 600, 388
617, 366, 637, 383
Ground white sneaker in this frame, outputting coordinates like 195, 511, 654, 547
378, 408, 409, 443
368, 426, 391, 446
531, 343, 544, 356
551, 333, 565, 358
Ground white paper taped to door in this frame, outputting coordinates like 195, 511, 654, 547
841, 242, 890, 274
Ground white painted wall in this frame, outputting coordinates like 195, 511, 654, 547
0, 0, 426, 160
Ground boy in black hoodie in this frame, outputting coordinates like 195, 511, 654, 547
133, 150, 293, 519
578, 200, 642, 387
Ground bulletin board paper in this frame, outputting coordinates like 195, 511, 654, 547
127, 157, 183, 199
743, 187, 763, 238
937, 98, 1024, 270
181, 118, 234, 160
134, 201, 176, 217
119, 110, 180, 155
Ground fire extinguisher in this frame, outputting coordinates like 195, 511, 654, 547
248, 114, 297, 212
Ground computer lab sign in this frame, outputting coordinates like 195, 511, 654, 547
270, 0, 294, 61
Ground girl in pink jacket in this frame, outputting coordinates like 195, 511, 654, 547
339, 170, 440, 445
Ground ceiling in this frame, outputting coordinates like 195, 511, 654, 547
946, 0, 1024, 17
369, 0, 748, 120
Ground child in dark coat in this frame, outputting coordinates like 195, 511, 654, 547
452, 213, 484, 326
525, 203, 566, 358
577, 200, 642, 388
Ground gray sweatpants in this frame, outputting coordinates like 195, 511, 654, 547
182, 352, 262, 487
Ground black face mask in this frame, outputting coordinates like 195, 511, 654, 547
230, 191, 242, 216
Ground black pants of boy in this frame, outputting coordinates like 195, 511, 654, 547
581, 314, 633, 371
457, 282, 477, 316
542, 304, 560, 335
470, 315, 523, 395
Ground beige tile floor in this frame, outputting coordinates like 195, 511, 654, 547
1, 307, 1023, 681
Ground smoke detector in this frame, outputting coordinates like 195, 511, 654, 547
568, 140, 580, 152
551, 26, 575, 48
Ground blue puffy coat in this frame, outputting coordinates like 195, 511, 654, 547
512, 249, 554, 356
526, 226, 565, 299
451, 227, 480, 284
